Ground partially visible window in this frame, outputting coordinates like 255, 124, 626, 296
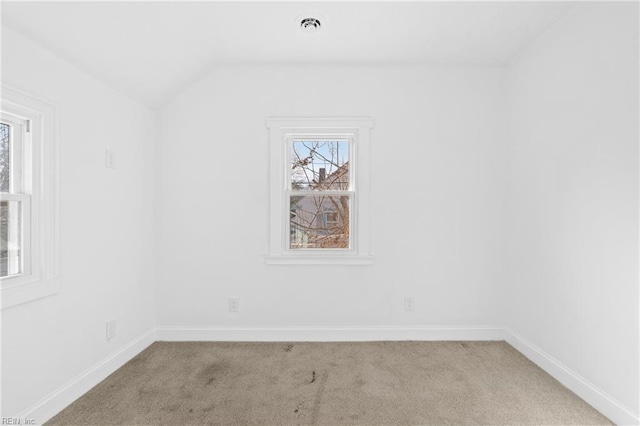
1, 86, 59, 309
1, 114, 31, 279
266, 117, 374, 265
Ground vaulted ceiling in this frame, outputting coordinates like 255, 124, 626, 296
2, 2, 574, 108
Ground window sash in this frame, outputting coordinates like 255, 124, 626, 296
288, 190, 353, 197
285, 136, 355, 252
0, 113, 30, 281
286, 136, 354, 192
1, 113, 27, 195
0, 193, 32, 280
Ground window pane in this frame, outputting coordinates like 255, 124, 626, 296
0, 123, 9, 193
1, 200, 22, 277
291, 140, 349, 190
290, 195, 349, 249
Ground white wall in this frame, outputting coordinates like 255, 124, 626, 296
504, 2, 639, 415
156, 65, 506, 329
1, 28, 157, 417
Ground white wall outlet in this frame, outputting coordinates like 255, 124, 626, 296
106, 319, 117, 341
228, 297, 239, 313
105, 149, 115, 169
404, 297, 415, 311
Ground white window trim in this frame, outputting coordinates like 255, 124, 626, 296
265, 117, 374, 265
1, 86, 60, 309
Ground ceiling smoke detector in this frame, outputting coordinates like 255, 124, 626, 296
300, 17, 321, 33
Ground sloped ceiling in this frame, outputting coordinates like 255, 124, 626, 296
2, 2, 573, 108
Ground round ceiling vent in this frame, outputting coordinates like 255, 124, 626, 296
300, 17, 321, 33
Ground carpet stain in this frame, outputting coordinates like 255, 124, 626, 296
199, 361, 227, 385
310, 370, 329, 425
294, 400, 312, 416
310, 370, 316, 384
160, 403, 180, 413
284, 344, 294, 352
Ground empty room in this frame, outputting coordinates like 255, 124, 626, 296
1, 1, 638, 425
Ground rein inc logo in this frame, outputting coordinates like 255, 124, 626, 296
1, 418, 35, 425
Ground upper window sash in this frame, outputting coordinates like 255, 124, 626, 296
1, 113, 28, 195
286, 135, 354, 192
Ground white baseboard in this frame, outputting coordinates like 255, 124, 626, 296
18, 327, 156, 425
503, 328, 639, 426
155, 325, 504, 342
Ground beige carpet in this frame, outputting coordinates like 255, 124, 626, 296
47, 341, 612, 425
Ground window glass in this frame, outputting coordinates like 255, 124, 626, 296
0, 123, 9, 193
1, 200, 21, 277
290, 195, 350, 249
290, 140, 349, 190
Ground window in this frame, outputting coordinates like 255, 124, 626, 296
1, 86, 60, 309
266, 117, 374, 265
1, 114, 31, 278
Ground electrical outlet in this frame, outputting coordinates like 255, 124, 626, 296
106, 319, 117, 341
404, 297, 415, 312
105, 149, 115, 169
228, 297, 239, 313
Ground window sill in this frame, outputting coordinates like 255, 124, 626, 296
1, 277, 61, 309
265, 255, 374, 265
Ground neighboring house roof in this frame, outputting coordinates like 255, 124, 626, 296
311, 162, 349, 190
